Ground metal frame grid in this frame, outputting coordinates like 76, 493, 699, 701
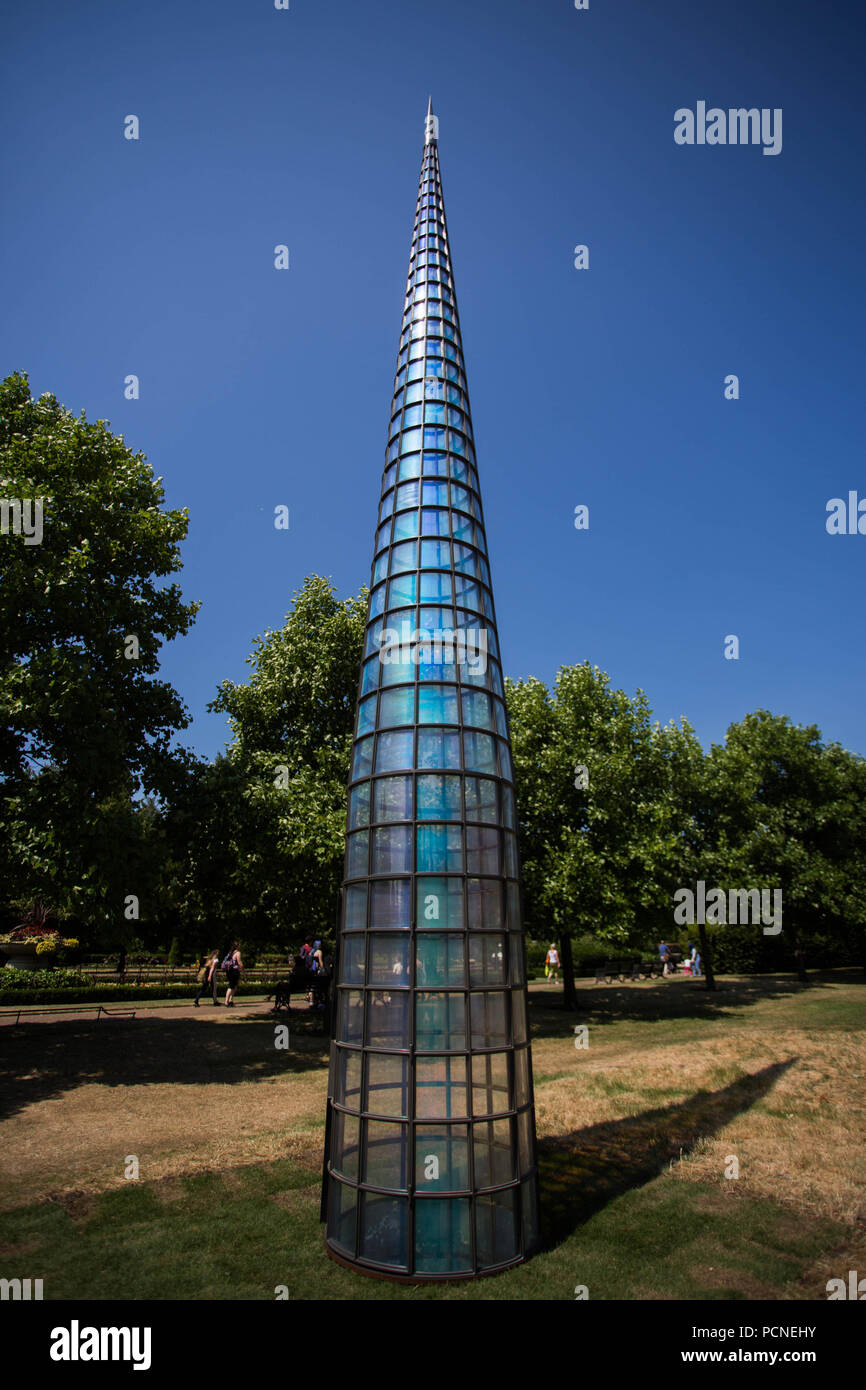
321, 118, 541, 1280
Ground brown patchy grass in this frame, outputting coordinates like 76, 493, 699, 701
529, 972, 866, 1232
0, 972, 863, 1250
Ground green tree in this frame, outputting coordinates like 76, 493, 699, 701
171, 575, 367, 943
0, 370, 199, 938
700, 712, 866, 979
506, 663, 704, 1007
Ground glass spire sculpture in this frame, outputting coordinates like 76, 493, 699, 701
322, 100, 540, 1280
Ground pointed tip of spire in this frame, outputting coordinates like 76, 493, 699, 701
425, 97, 439, 145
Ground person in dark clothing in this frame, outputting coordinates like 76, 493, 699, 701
195, 951, 221, 1007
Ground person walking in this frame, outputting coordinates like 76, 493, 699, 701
545, 943, 560, 984
223, 942, 242, 1007
194, 950, 221, 1007
659, 940, 671, 976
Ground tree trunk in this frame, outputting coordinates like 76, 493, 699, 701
560, 933, 578, 1011
698, 922, 716, 992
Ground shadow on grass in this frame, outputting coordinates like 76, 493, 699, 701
538, 1059, 797, 1249
0, 1015, 330, 1120
528, 971, 859, 1038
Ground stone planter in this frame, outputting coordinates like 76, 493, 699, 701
0, 940, 54, 970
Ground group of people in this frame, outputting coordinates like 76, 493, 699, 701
194, 936, 330, 1011
658, 940, 702, 977
194, 943, 242, 1008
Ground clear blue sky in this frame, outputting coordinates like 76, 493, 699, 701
3, 0, 864, 760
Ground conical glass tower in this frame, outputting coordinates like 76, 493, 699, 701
322, 101, 540, 1280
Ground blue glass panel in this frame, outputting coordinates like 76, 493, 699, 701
463, 731, 498, 775
400, 429, 423, 454
345, 829, 368, 879
379, 650, 415, 687
392, 511, 419, 542
416, 993, 466, 1051
418, 684, 459, 725
454, 579, 480, 613
451, 513, 473, 543
416, 774, 462, 821
467, 878, 504, 929
372, 826, 412, 875
348, 782, 370, 830
378, 687, 415, 727
351, 736, 374, 780
418, 605, 451, 633
462, 690, 493, 731
398, 454, 421, 481
376, 520, 391, 551
387, 573, 417, 608
417, 823, 463, 873
419, 571, 453, 603
420, 538, 450, 569
403, 405, 423, 427
389, 541, 417, 574
421, 451, 448, 476
404, 383, 423, 404
420, 508, 450, 537
417, 729, 461, 769
414, 1129, 470, 1195
364, 620, 384, 659
424, 427, 446, 450
360, 657, 380, 696
450, 432, 468, 458
452, 543, 475, 574
395, 480, 420, 510
383, 461, 398, 491
421, 481, 448, 507
371, 877, 411, 928
373, 776, 412, 822
369, 583, 386, 618
416, 935, 465, 987
357, 695, 376, 736
369, 935, 410, 987
451, 484, 470, 513
449, 455, 468, 482
424, 403, 446, 425
416, 876, 464, 929
375, 730, 414, 772
464, 777, 498, 822
373, 553, 389, 585
344, 883, 367, 930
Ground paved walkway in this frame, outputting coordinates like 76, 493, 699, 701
0, 994, 319, 1026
